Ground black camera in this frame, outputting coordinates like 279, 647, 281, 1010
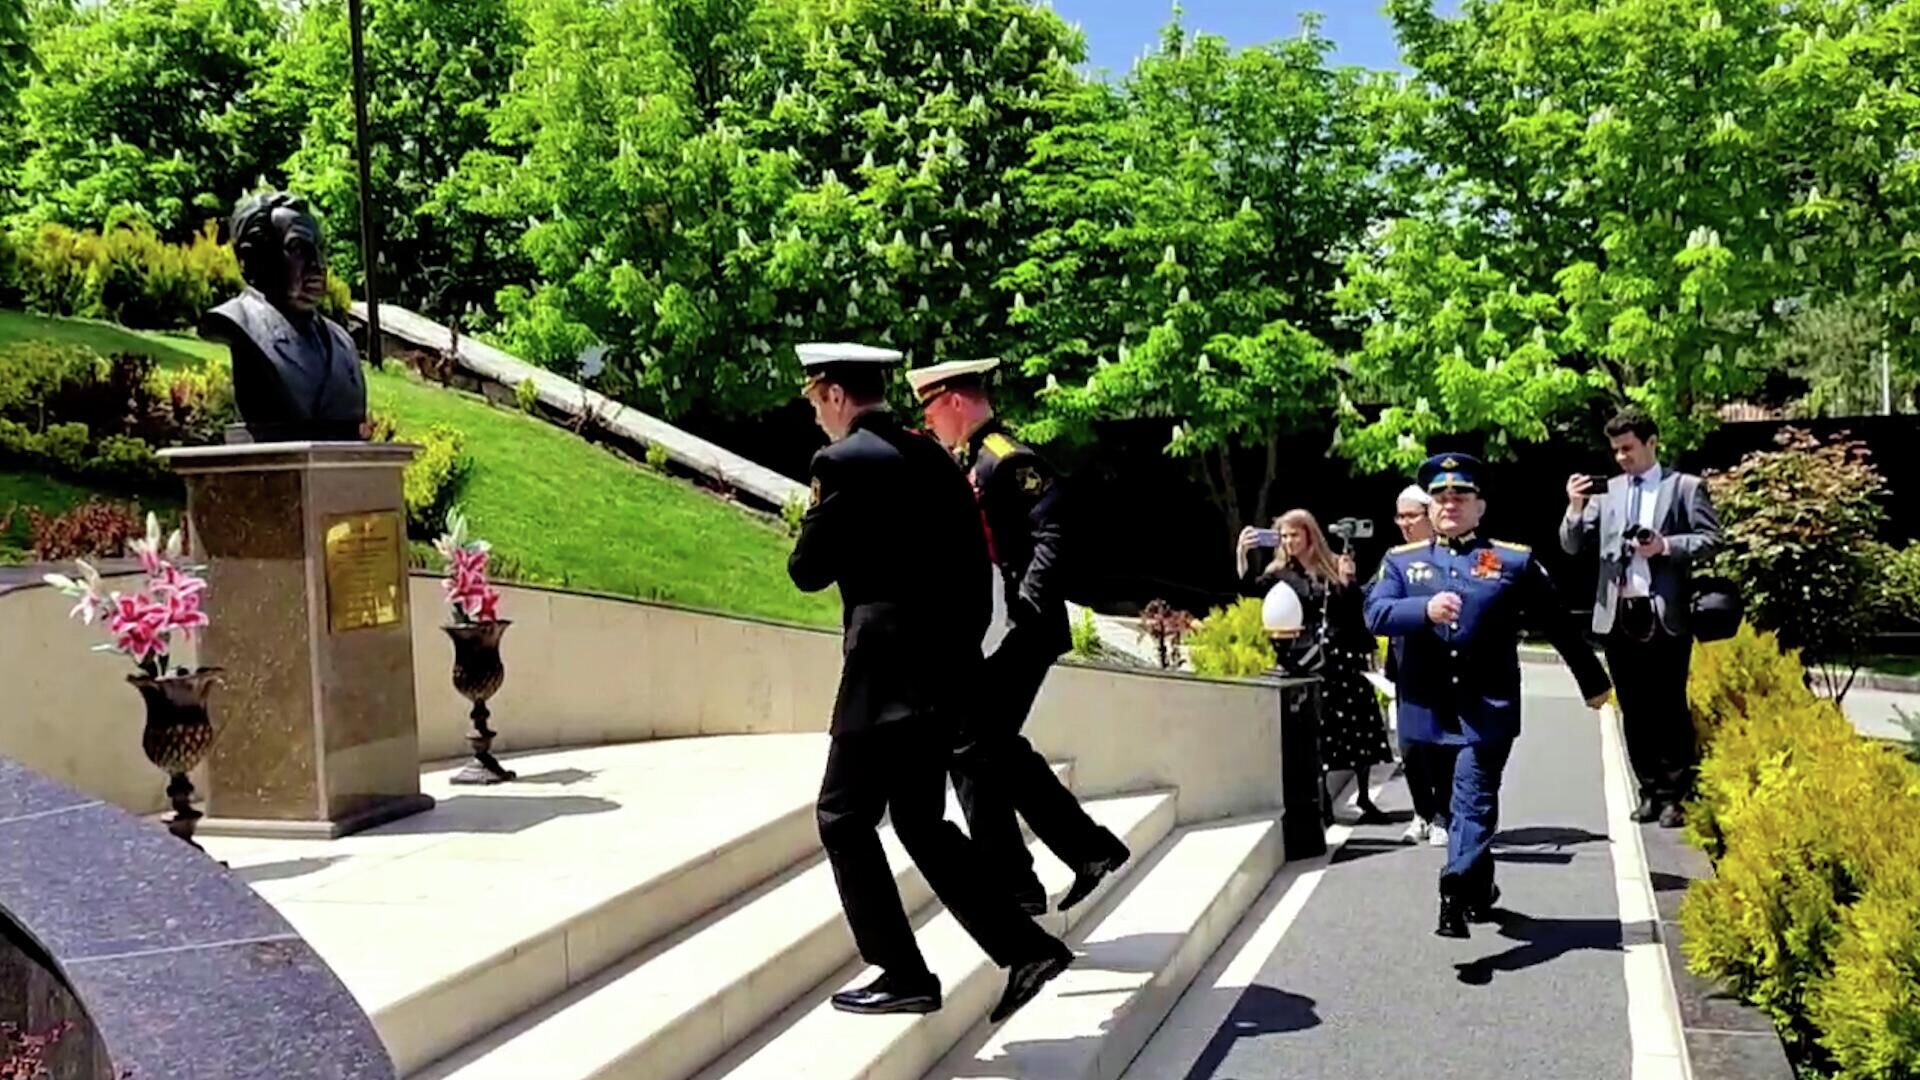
1328, 517, 1374, 553
1623, 525, 1656, 558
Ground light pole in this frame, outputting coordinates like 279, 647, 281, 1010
347, 0, 383, 369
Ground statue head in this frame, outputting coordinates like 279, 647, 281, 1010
231, 192, 329, 316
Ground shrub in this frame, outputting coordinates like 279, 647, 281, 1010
1706, 428, 1888, 701
22, 498, 147, 561
0, 342, 228, 485
6, 221, 242, 328
514, 376, 540, 414
1188, 597, 1274, 678
402, 424, 472, 538
1868, 541, 1920, 634
1069, 607, 1105, 660
780, 490, 807, 536
1681, 621, 1920, 1077
1135, 599, 1197, 670
644, 441, 670, 472
1687, 623, 1817, 752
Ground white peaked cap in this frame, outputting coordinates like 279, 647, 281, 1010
796, 342, 903, 368
906, 357, 1000, 400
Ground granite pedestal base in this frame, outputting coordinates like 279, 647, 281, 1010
159, 441, 434, 838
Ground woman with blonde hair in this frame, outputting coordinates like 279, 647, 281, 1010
1236, 508, 1394, 824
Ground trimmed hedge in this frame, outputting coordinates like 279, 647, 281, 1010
1, 221, 352, 329
1682, 623, 1920, 1079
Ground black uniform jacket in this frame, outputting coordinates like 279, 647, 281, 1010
962, 419, 1073, 658
789, 409, 993, 736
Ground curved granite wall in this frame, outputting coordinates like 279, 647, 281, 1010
0, 756, 393, 1079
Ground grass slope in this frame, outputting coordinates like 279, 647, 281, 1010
1, 311, 837, 627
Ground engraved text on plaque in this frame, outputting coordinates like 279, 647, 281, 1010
324, 511, 406, 632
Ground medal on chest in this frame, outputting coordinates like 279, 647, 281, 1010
1407, 560, 1435, 584
1470, 548, 1503, 580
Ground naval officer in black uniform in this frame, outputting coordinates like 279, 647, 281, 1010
1364, 454, 1611, 938
907, 358, 1132, 916
787, 343, 1072, 1022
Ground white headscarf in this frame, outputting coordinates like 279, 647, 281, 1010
1396, 484, 1432, 509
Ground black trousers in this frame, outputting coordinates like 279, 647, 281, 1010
950, 630, 1115, 899
1604, 599, 1698, 803
817, 721, 1055, 974
1401, 740, 1460, 828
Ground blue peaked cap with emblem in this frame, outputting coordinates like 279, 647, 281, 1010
1418, 452, 1483, 495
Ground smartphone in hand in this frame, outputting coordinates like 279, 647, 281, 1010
1250, 528, 1280, 548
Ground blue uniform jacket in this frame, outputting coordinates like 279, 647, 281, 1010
1365, 535, 1610, 745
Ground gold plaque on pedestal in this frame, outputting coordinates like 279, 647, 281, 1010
324, 511, 407, 632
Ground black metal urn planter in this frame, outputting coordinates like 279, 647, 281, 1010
435, 510, 517, 785
129, 667, 224, 848
45, 514, 222, 851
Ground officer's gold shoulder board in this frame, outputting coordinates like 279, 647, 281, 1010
1390, 540, 1428, 554
983, 433, 1021, 459
1492, 540, 1531, 553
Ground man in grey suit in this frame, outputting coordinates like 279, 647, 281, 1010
1559, 408, 1720, 827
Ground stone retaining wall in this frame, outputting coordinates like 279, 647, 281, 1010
2, 575, 1293, 825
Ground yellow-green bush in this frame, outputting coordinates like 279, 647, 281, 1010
1688, 622, 1817, 756
402, 424, 472, 538
1682, 623, 1920, 1077
1187, 597, 1274, 678
8, 221, 242, 329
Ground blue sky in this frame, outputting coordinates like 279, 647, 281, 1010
1048, 1, 1449, 76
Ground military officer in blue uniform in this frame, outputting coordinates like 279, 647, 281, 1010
1365, 453, 1612, 938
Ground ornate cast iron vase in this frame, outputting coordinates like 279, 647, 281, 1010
128, 668, 224, 851
444, 621, 516, 784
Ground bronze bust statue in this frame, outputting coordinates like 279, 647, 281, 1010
200, 192, 367, 443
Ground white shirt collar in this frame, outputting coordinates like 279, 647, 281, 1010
1630, 463, 1663, 488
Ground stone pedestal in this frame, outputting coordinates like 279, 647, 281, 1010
158, 442, 433, 838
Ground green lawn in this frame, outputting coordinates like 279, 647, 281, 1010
0, 310, 224, 368
0, 310, 838, 626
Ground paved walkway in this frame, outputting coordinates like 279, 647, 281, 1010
1129, 666, 1676, 1080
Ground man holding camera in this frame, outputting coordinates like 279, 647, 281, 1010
1559, 408, 1720, 828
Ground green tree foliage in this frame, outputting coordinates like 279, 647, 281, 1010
272, 0, 530, 321
1771, 294, 1920, 416
1003, 19, 1393, 526
482, 0, 1084, 420
6, 0, 292, 239
1338, 0, 1920, 471
0, 0, 35, 114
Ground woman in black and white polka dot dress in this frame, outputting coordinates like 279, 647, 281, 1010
1237, 509, 1394, 824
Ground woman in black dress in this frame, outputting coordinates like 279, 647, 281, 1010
1236, 508, 1393, 825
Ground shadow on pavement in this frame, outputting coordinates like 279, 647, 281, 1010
1454, 910, 1644, 986
1181, 984, 1324, 1080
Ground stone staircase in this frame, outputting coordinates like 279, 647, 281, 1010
200, 737, 1282, 1080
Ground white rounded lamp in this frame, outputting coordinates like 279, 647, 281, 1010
1262, 580, 1305, 640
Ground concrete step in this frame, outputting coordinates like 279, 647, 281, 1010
694, 792, 1184, 1080
199, 738, 831, 1076
413, 762, 1101, 1080
928, 813, 1284, 1080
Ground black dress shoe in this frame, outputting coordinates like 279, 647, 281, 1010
1436, 894, 1469, 939
1352, 806, 1394, 826
1658, 802, 1686, 829
990, 944, 1073, 1023
1057, 836, 1131, 913
1468, 884, 1501, 923
830, 971, 941, 1015
1632, 796, 1661, 823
